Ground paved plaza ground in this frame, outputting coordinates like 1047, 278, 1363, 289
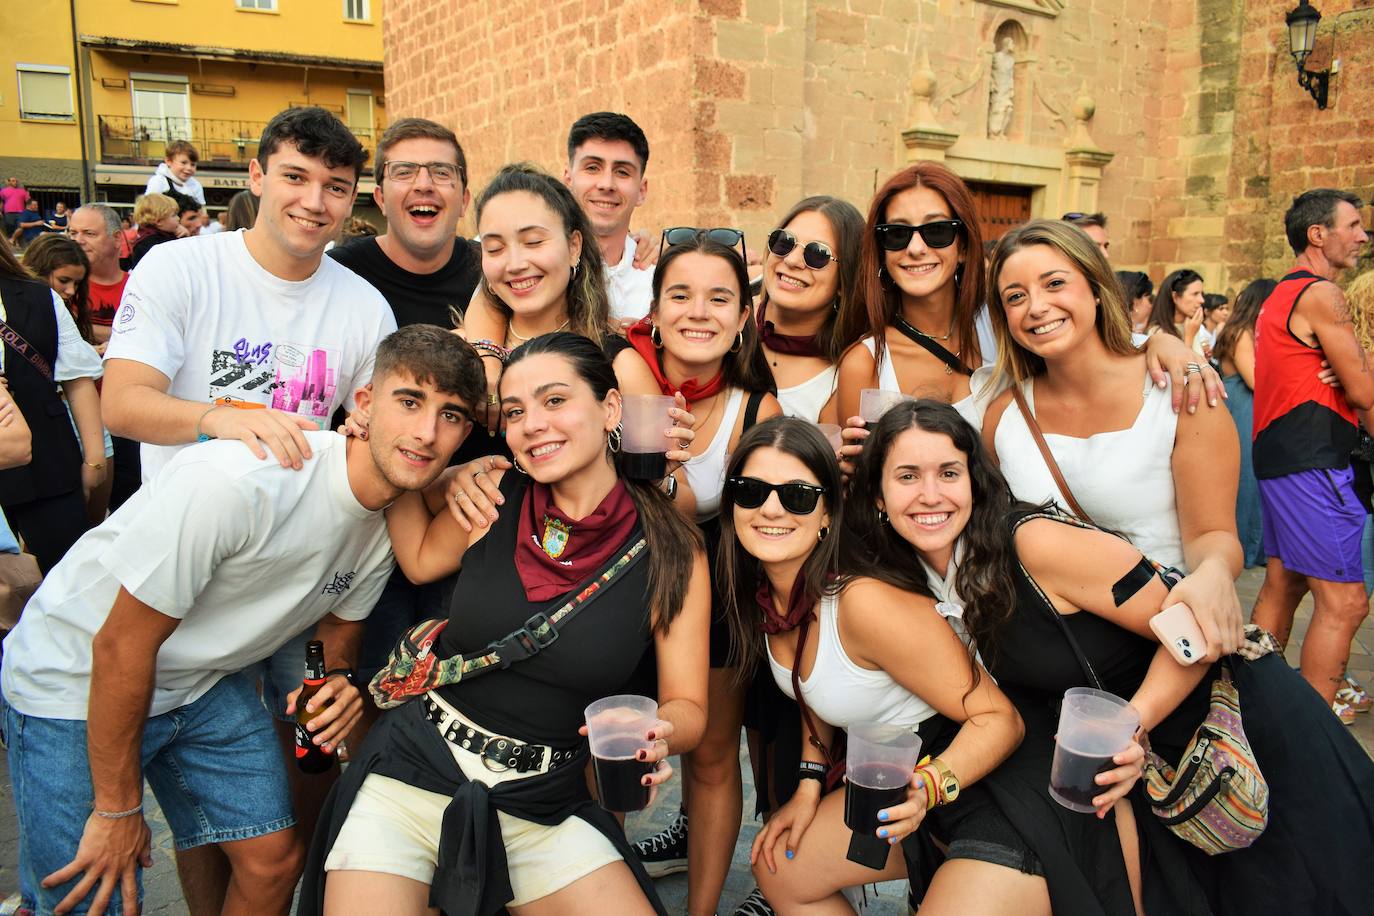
1, 566, 1370, 915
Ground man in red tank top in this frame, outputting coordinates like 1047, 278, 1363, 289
1250, 188, 1371, 718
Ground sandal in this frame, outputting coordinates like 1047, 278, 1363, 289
1333, 699, 1357, 726
1336, 673, 1372, 713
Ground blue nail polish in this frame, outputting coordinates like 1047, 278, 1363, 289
785, 850, 794, 860
878, 828, 889, 838
877, 810, 889, 821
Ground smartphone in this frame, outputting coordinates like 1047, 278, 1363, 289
1149, 602, 1207, 665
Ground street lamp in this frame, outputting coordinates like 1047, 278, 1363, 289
1286, 0, 1330, 109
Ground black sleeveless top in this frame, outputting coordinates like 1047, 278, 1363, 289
436, 472, 653, 746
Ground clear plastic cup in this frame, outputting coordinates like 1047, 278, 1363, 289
1049, 687, 1140, 813
584, 694, 658, 812
620, 394, 676, 480
859, 388, 908, 424
844, 723, 921, 834
815, 423, 843, 452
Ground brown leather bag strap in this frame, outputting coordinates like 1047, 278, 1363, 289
790, 611, 836, 770
1009, 382, 1095, 524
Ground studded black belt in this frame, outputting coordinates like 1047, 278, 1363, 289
421, 695, 582, 774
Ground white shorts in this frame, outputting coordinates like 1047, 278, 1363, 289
324, 696, 620, 906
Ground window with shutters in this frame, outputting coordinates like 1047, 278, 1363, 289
16, 65, 74, 121
343, 0, 370, 21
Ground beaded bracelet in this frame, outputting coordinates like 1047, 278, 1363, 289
470, 339, 510, 362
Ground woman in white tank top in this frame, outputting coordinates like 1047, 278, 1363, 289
716, 416, 1038, 915
980, 219, 1245, 660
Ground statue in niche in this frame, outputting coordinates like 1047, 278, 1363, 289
988, 36, 1016, 138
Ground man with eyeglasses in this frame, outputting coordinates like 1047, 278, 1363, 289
328, 117, 482, 330
1061, 211, 1110, 259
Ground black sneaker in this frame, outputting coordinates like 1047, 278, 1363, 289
733, 886, 777, 915
634, 808, 688, 877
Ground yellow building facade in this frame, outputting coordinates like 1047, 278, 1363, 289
1, 0, 384, 216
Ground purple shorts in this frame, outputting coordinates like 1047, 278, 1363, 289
1258, 466, 1365, 583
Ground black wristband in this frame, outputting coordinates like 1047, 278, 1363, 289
326, 667, 356, 685
798, 760, 827, 783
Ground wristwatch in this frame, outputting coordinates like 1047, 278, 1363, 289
920, 757, 960, 806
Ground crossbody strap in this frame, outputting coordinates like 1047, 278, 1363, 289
743, 389, 764, 432
1009, 382, 1093, 523
454, 532, 648, 680
1011, 511, 1105, 689
789, 609, 838, 771
0, 291, 55, 382
893, 317, 973, 376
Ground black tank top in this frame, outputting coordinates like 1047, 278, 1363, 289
435, 472, 653, 746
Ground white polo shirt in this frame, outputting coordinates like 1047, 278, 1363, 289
604, 234, 655, 323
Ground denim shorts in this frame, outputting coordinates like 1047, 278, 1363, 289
5, 671, 294, 915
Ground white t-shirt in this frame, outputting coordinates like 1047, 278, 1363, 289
105, 230, 395, 481
144, 163, 206, 206
0, 289, 102, 381
1, 431, 394, 719
604, 234, 655, 322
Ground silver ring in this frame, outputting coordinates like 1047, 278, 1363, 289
1184, 363, 1203, 377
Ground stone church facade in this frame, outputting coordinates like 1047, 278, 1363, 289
383, 0, 1374, 292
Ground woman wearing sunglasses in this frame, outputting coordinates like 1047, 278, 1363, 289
716, 416, 1036, 915
755, 196, 865, 423
309, 332, 711, 916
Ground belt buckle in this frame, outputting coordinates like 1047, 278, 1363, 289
479, 734, 511, 773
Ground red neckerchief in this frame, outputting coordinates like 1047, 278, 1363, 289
626, 317, 726, 403
513, 478, 638, 601
756, 568, 816, 634
757, 301, 824, 358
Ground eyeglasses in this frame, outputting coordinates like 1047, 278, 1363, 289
767, 229, 838, 270
660, 226, 747, 264
725, 476, 827, 514
382, 160, 465, 187
873, 219, 963, 252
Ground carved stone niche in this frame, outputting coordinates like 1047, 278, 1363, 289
988, 20, 1028, 140
975, 0, 1062, 19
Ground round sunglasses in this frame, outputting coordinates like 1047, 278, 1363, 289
724, 476, 827, 514
660, 226, 747, 264
873, 219, 963, 252
767, 229, 838, 270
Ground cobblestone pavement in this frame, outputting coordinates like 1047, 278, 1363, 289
2, 568, 1369, 915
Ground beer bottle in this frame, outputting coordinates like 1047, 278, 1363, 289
294, 640, 334, 774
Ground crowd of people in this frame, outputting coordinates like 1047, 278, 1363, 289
0, 103, 1372, 916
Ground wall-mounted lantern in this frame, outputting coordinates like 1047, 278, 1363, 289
1285, 0, 1330, 109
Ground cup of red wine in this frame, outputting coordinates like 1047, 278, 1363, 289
844, 723, 923, 838
584, 694, 658, 812
620, 394, 677, 480
1049, 687, 1140, 813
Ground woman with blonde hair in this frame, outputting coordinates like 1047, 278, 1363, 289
129, 192, 184, 268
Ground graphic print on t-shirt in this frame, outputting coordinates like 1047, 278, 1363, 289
209, 338, 339, 429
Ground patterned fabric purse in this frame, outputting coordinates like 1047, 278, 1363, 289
368, 535, 646, 709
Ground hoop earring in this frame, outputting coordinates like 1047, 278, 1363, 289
608, 424, 623, 454
650, 324, 663, 349
730, 331, 743, 353
513, 457, 529, 475
877, 509, 888, 525
817, 526, 829, 542
572, 261, 581, 277
954, 263, 964, 288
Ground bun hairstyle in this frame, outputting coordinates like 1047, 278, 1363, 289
503, 332, 702, 632
1148, 268, 1205, 340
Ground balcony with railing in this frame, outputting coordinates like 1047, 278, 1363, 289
97, 115, 375, 170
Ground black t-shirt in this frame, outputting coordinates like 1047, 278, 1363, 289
328, 236, 481, 329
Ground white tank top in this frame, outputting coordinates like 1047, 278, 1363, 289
777, 365, 838, 421
995, 374, 1186, 570
682, 387, 746, 522
859, 336, 984, 428
767, 592, 939, 730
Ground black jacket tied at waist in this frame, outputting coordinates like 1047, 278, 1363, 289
300, 697, 666, 916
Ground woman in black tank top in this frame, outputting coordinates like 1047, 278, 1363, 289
314, 333, 710, 916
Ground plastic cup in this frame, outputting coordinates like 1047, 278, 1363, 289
620, 394, 676, 480
584, 694, 658, 812
815, 423, 843, 452
859, 388, 908, 424
1049, 687, 1140, 813
844, 723, 921, 834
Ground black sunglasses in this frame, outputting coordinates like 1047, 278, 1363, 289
725, 476, 827, 514
1061, 211, 1088, 221
660, 226, 747, 264
767, 229, 838, 270
873, 219, 963, 252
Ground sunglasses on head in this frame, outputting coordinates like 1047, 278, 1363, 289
1061, 211, 1088, 221
873, 219, 963, 252
767, 229, 838, 270
725, 476, 827, 514
660, 227, 747, 264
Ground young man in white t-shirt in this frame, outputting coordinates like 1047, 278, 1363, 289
1, 325, 485, 916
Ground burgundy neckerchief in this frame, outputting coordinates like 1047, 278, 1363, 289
626, 316, 726, 404
758, 569, 837, 769
757, 301, 824, 359
513, 478, 638, 602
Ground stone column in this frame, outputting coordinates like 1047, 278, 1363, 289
900, 48, 959, 163
1061, 82, 1114, 213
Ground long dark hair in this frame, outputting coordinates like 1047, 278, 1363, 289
650, 233, 775, 395
716, 417, 846, 680
475, 163, 614, 348
1148, 269, 1204, 339
756, 195, 866, 364
22, 235, 94, 343
503, 332, 702, 632
841, 161, 987, 372
1211, 278, 1276, 365
847, 400, 1028, 673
